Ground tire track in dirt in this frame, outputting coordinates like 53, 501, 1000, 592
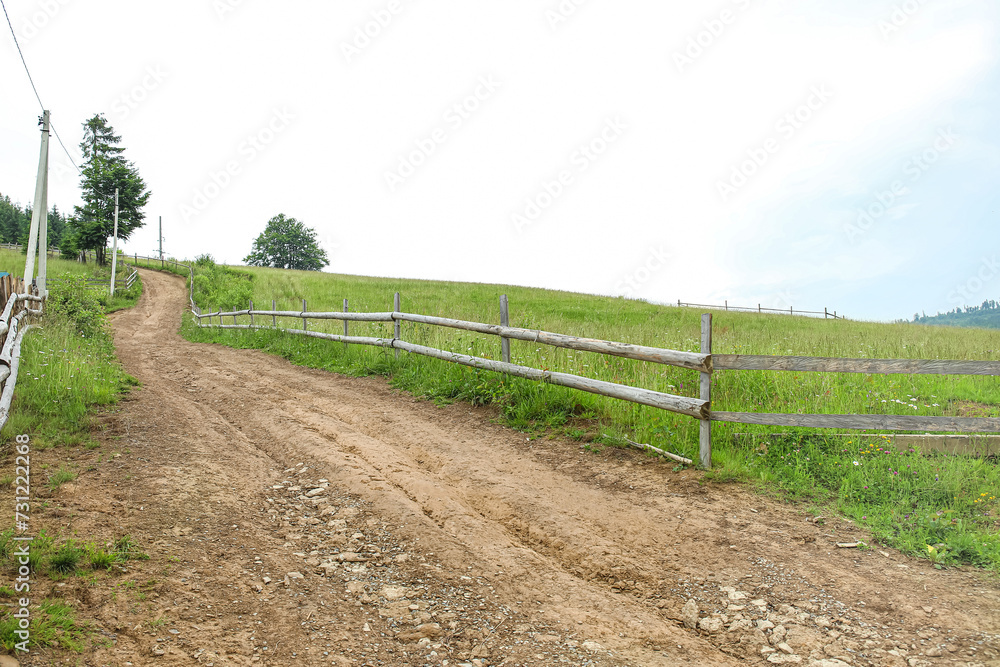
91, 268, 1000, 666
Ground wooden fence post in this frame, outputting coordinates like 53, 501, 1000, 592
302, 299, 308, 331
272, 300, 277, 328
699, 312, 713, 469
394, 292, 401, 360
500, 294, 511, 364
343, 298, 349, 352
249, 300, 254, 327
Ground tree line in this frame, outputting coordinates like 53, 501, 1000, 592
0, 195, 72, 250
911, 300, 1000, 329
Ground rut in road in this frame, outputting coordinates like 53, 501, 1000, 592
106, 268, 1000, 666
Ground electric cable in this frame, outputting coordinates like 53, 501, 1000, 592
1, 0, 83, 176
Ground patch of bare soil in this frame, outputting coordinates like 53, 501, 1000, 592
6, 268, 1000, 666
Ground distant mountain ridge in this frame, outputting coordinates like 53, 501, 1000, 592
911, 300, 1000, 329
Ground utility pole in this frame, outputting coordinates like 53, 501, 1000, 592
159, 216, 163, 261
24, 111, 50, 296
109, 188, 119, 297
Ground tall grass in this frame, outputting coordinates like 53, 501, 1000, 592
0, 250, 92, 280
177, 262, 1000, 568
0, 263, 140, 446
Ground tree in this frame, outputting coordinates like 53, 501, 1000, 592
71, 114, 151, 265
243, 214, 329, 271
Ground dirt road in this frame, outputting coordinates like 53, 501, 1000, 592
24, 268, 1000, 666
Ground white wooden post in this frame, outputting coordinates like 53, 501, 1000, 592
699, 313, 713, 469
249, 300, 254, 327
343, 298, 349, 352
272, 300, 276, 328
109, 189, 119, 297
500, 294, 510, 364
302, 299, 307, 331
394, 292, 401, 359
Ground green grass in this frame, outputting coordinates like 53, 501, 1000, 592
46, 465, 77, 491
176, 260, 1000, 569
0, 598, 89, 652
0, 250, 92, 280
0, 268, 140, 448
128, 254, 191, 279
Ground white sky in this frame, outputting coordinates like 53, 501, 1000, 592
2, 0, 998, 321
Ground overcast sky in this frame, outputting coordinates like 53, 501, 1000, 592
2, 0, 998, 321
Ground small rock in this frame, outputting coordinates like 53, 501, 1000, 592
758, 620, 775, 631
337, 552, 369, 563
778, 642, 794, 654
698, 617, 725, 634
305, 487, 326, 497
925, 647, 943, 657
681, 599, 699, 629
409, 623, 443, 640
581, 641, 604, 652
767, 654, 802, 664
287, 571, 304, 580
381, 586, 408, 601
807, 661, 852, 667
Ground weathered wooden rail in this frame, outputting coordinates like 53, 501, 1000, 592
196, 303, 712, 423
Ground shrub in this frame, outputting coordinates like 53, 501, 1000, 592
45, 274, 107, 337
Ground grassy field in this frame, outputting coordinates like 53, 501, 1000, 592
0, 250, 92, 281
175, 259, 1000, 569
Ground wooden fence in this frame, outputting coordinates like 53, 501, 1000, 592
0, 277, 43, 430
182, 290, 1000, 468
677, 300, 842, 319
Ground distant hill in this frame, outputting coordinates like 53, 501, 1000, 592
911, 300, 1000, 329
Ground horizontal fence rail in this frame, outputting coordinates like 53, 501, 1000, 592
196, 304, 710, 421
713, 355, 1000, 375
712, 412, 1000, 432
203, 307, 713, 373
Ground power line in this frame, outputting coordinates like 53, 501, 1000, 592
1, 0, 82, 177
